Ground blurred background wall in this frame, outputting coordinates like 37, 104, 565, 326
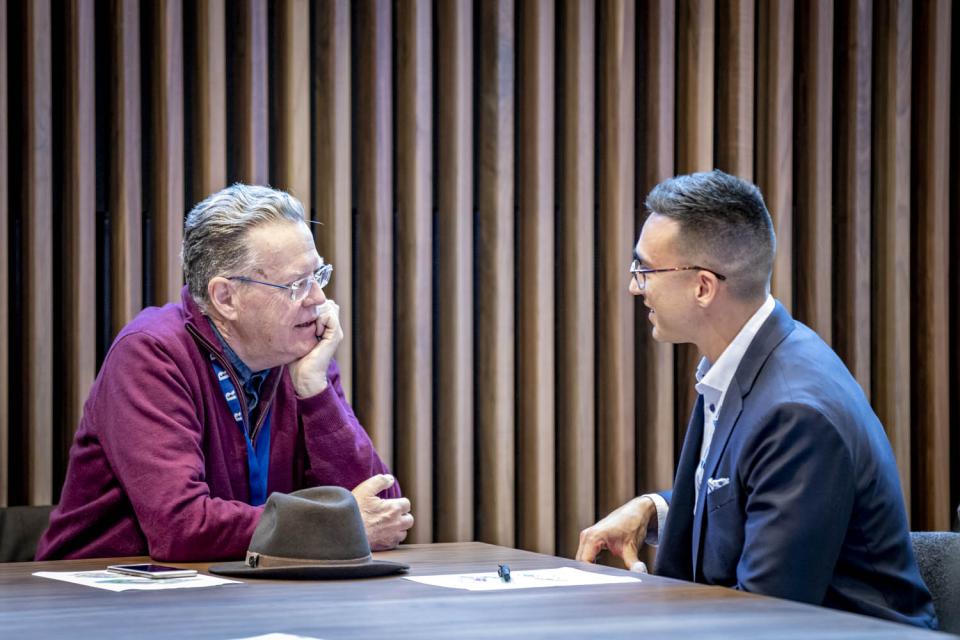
1, 0, 957, 560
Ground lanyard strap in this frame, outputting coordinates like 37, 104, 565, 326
210, 357, 271, 506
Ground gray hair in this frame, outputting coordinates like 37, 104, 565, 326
644, 170, 776, 301
182, 184, 306, 310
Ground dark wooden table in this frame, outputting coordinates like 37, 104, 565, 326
0, 542, 950, 639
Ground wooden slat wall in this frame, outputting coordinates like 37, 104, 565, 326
272, 0, 309, 209
23, 0, 54, 505
190, 0, 226, 202
477, 0, 515, 548
395, 0, 432, 544
60, 0, 97, 493
353, 0, 393, 466
834, 0, 873, 397
911, 0, 952, 531
109, 0, 142, 334
795, 0, 834, 343
597, 0, 636, 518
873, 0, 914, 508
312, 0, 352, 400
148, 0, 184, 306
517, 0, 555, 555
755, 0, 794, 309
0, 0, 8, 504
435, 0, 474, 543
2, 1, 958, 546
229, 0, 269, 186
556, 0, 596, 560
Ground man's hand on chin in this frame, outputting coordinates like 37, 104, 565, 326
289, 300, 343, 398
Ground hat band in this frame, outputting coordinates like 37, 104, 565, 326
246, 550, 373, 569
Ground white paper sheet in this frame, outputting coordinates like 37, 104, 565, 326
404, 566, 641, 591
33, 570, 241, 592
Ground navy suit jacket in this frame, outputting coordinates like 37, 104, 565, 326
654, 302, 937, 628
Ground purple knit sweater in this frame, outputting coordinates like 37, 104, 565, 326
37, 287, 397, 561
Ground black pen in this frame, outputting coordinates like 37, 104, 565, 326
497, 563, 511, 583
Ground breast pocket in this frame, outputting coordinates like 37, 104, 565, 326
705, 483, 736, 513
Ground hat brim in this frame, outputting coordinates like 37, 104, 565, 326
207, 559, 408, 580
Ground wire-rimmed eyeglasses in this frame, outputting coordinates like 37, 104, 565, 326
630, 259, 726, 291
228, 263, 333, 302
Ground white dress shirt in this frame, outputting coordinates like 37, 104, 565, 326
644, 295, 775, 546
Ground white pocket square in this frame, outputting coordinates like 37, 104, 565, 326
706, 477, 729, 493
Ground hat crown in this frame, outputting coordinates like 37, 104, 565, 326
249, 486, 371, 562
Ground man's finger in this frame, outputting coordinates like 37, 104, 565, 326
622, 540, 640, 569
576, 535, 602, 564
352, 474, 395, 497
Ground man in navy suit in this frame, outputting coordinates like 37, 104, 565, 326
576, 170, 936, 628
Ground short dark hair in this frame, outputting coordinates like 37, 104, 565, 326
644, 170, 775, 300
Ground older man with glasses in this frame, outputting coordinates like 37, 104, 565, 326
38, 184, 412, 562
577, 170, 936, 629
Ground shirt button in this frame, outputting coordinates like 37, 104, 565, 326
709, 404, 716, 413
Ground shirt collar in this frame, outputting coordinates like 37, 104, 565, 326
207, 318, 264, 387
695, 295, 776, 402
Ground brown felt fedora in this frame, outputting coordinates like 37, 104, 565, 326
208, 486, 408, 579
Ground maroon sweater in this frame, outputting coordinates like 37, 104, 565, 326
37, 287, 397, 561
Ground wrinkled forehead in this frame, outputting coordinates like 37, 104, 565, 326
246, 221, 320, 278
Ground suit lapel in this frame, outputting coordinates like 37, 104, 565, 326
691, 378, 743, 579
689, 301, 796, 581
654, 395, 704, 580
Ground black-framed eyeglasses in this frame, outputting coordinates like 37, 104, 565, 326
228, 263, 333, 302
629, 259, 726, 291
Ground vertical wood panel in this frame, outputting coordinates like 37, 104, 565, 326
834, 0, 873, 398
676, 0, 714, 173
477, 0, 515, 546
597, 0, 636, 516
873, 0, 912, 508
795, 0, 834, 343
756, 0, 794, 309
395, 0, 433, 544
62, 0, 96, 490
192, 0, 226, 202
557, 0, 596, 559
23, 0, 54, 504
110, 0, 142, 333
715, 0, 754, 179
675, 0, 714, 433
274, 0, 310, 209
0, 0, 9, 505
230, 0, 269, 185
518, 0, 555, 555
911, 0, 951, 530
313, 0, 353, 399
636, 0, 676, 502
436, 0, 474, 543
354, 0, 394, 464
150, 0, 184, 305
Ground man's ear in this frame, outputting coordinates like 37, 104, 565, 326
208, 277, 240, 320
694, 271, 720, 308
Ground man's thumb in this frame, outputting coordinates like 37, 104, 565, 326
352, 474, 395, 497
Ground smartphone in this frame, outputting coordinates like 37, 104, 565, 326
106, 564, 198, 579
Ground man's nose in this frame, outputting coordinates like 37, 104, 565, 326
629, 276, 643, 296
304, 280, 327, 305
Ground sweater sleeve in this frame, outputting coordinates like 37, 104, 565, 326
297, 359, 401, 499
94, 332, 264, 562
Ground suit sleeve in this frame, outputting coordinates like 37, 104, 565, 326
298, 359, 401, 499
734, 403, 854, 603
